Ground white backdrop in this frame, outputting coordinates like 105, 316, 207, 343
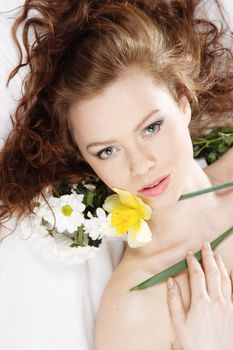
0, 0, 24, 147
0, 0, 24, 11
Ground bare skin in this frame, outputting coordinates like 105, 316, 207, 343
68, 69, 233, 349
167, 242, 233, 350
94, 148, 233, 350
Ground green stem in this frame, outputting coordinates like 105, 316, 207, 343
218, 132, 233, 137
130, 225, 233, 291
192, 139, 207, 145
193, 132, 233, 157
193, 133, 233, 146
130, 180, 233, 291
193, 144, 208, 157
179, 181, 233, 201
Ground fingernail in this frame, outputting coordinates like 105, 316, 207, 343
187, 250, 194, 257
214, 253, 221, 261
167, 277, 174, 289
203, 241, 211, 250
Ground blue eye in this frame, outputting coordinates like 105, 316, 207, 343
144, 120, 163, 136
97, 146, 116, 160
96, 120, 163, 160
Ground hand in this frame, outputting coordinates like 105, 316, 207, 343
167, 242, 233, 350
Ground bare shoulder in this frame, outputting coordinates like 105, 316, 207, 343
94, 260, 175, 350
204, 147, 233, 181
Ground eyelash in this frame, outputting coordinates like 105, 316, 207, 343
96, 120, 164, 160
143, 120, 163, 137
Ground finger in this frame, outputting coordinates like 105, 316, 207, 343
167, 277, 186, 332
186, 250, 208, 303
230, 270, 233, 302
201, 242, 222, 299
214, 253, 232, 301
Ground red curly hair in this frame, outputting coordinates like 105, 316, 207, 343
1, 0, 233, 225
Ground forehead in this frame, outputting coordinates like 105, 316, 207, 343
69, 70, 176, 136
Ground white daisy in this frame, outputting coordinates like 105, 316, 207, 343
84, 208, 108, 240
37, 192, 86, 233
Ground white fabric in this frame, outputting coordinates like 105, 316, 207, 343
0, 219, 124, 350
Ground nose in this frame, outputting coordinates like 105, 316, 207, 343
128, 147, 155, 177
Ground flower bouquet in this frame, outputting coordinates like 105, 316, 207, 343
33, 127, 233, 285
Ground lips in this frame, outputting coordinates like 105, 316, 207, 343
137, 174, 171, 197
138, 175, 169, 191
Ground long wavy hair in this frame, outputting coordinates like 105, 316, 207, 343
1, 0, 233, 225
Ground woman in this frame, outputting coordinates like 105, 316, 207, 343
0, 0, 232, 349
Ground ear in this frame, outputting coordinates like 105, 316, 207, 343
179, 95, 191, 125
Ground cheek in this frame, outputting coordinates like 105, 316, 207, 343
169, 126, 194, 172
83, 159, 124, 190
167, 120, 193, 156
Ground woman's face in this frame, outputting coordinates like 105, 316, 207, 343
69, 70, 193, 209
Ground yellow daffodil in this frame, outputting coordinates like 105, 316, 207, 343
103, 188, 153, 248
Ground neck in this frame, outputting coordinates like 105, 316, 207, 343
145, 161, 222, 247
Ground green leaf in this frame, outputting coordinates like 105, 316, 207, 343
130, 225, 233, 291
225, 135, 233, 146
70, 224, 85, 247
192, 127, 233, 164
85, 191, 95, 207
218, 142, 229, 153
75, 183, 88, 196
207, 152, 217, 163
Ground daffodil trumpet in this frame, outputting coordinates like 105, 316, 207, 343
103, 188, 152, 248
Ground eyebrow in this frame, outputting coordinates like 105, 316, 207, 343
86, 109, 160, 150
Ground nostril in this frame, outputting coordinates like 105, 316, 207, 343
130, 158, 155, 177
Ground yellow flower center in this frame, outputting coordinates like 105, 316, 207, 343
61, 205, 73, 217
111, 208, 139, 235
